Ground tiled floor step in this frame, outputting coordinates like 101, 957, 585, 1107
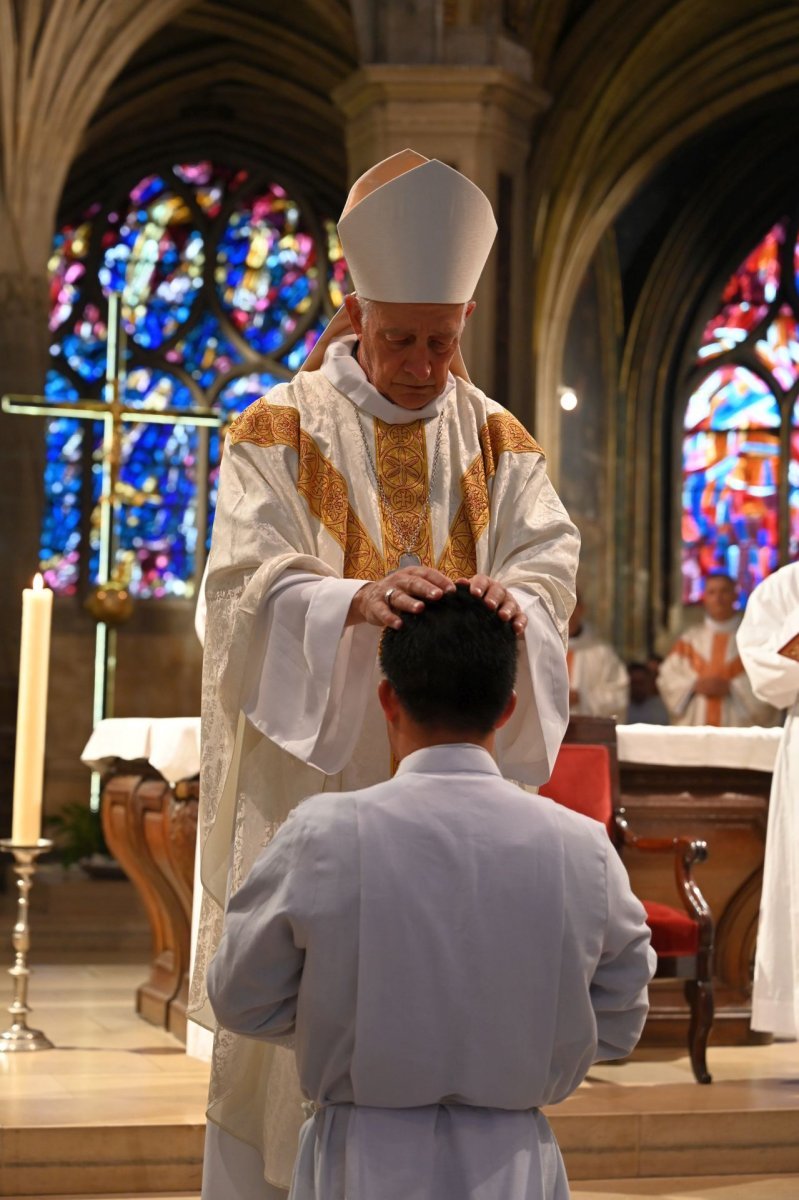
572, 1178, 799, 1199
22, 1179, 799, 1200
3, 967, 799, 1197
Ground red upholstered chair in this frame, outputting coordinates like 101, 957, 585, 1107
539, 716, 714, 1084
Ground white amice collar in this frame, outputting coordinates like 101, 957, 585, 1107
320, 335, 454, 425
705, 614, 740, 634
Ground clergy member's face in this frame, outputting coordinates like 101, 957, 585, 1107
345, 297, 474, 409
702, 576, 736, 621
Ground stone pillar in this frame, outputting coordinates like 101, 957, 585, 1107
0, 270, 50, 833
333, 65, 547, 425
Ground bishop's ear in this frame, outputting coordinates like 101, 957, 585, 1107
343, 293, 365, 335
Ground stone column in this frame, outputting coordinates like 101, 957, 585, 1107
0, 0, 196, 833
0, 270, 51, 829
333, 64, 547, 425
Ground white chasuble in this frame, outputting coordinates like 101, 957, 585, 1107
657, 615, 778, 727
737, 563, 799, 1038
566, 626, 629, 719
191, 348, 579, 1193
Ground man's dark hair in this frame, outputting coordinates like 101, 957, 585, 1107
379, 583, 517, 734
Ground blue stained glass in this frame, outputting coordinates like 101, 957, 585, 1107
166, 312, 242, 390
280, 321, 326, 373
216, 184, 319, 356
40, 372, 84, 594
48, 222, 91, 332
49, 303, 108, 383
173, 162, 249, 219
99, 182, 204, 349
124, 365, 194, 412
130, 174, 167, 205
700, 223, 783, 359
215, 372, 284, 423
173, 162, 213, 186
207, 373, 285, 548
755, 307, 799, 391
45, 162, 330, 597
325, 218, 349, 308
684, 367, 780, 433
681, 429, 779, 603
87, 374, 200, 598
790, 431, 799, 562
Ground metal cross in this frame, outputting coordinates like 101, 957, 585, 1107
2, 293, 219, 804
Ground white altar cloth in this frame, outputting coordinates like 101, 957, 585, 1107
81, 717, 201, 784
80, 718, 781, 786
616, 724, 781, 773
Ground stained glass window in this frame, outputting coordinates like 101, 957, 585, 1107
682, 219, 799, 603
43, 162, 348, 598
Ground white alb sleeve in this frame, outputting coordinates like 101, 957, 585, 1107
495, 589, 570, 785
243, 572, 381, 773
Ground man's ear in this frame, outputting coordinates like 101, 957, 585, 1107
463, 300, 476, 323
378, 677, 400, 722
494, 689, 517, 731
344, 293, 364, 336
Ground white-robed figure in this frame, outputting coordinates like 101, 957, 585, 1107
192, 149, 580, 1197
658, 573, 778, 727
566, 594, 628, 719
737, 563, 799, 1039
207, 587, 656, 1200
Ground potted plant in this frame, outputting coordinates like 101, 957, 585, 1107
46, 802, 124, 877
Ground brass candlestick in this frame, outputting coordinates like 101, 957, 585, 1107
0, 838, 54, 1051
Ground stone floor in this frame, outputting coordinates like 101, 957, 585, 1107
2, 964, 799, 1198
28, 1185, 799, 1200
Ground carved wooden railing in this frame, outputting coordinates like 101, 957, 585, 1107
100, 766, 198, 1042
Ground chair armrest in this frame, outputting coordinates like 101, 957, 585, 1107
615, 810, 713, 950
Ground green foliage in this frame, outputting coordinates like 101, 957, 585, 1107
46, 803, 109, 868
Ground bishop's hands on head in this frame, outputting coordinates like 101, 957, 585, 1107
195, 147, 579, 1198
349, 566, 528, 637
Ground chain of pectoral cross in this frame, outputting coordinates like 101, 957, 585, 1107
2, 293, 219, 806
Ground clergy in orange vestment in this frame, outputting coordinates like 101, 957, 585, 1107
657, 573, 778, 727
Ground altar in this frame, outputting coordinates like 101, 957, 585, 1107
616, 724, 780, 1046
82, 719, 781, 1048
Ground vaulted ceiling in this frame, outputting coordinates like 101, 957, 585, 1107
61, 0, 359, 215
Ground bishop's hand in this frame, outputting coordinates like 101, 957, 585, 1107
457, 573, 528, 638
348, 566, 456, 630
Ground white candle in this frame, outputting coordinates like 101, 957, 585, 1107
11, 575, 53, 845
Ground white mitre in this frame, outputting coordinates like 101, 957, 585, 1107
302, 149, 497, 378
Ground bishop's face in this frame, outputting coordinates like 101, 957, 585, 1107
344, 297, 474, 410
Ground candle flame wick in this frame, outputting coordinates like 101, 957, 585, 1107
32, 573, 44, 591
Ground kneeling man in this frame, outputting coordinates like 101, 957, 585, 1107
208, 587, 655, 1199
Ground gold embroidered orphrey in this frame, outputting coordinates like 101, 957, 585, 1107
437, 412, 543, 578
229, 400, 542, 581
373, 419, 435, 571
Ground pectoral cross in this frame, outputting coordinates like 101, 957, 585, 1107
2, 294, 219, 806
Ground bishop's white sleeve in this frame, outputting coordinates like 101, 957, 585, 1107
242, 572, 382, 774
496, 591, 570, 785
489, 460, 579, 785
591, 845, 656, 1062
737, 573, 799, 711
207, 810, 309, 1041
